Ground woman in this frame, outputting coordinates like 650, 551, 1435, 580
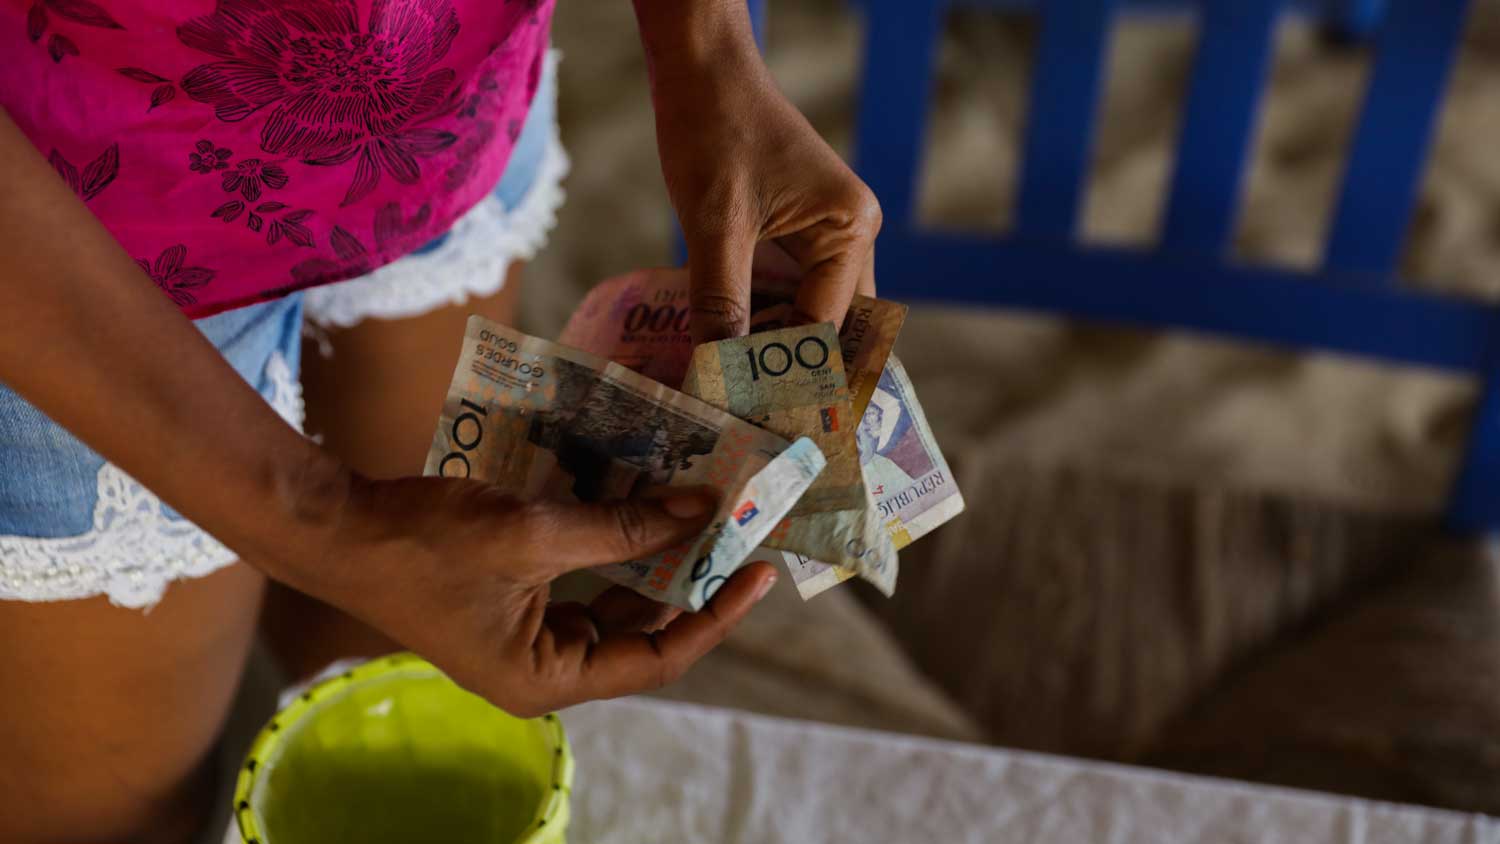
0, 0, 881, 840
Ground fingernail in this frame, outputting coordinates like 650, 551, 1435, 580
753, 574, 777, 602
662, 493, 714, 520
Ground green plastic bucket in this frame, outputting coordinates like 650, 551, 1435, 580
232, 653, 573, 844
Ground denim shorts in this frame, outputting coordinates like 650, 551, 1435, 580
0, 51, 567, 609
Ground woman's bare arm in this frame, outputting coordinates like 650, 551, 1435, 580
0, 109, 345, 575
0, 107, 775, 715
630, 0, 881, 342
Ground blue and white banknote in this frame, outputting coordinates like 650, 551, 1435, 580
780, 355, 966, 599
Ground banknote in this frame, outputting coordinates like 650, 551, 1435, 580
682, 323, 897, 595
557, 268, 695, 389
781, 550, 856, 598
559, 268, 952, 599
746, 286, 907, 419
424, 316, 827, 611
559, 268, 908, 406
786, 355, 965, 599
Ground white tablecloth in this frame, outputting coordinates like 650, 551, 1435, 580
562, 698, 1497, 843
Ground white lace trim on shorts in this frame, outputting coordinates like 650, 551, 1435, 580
301, 96, 569, 330
0, 352, 305, 609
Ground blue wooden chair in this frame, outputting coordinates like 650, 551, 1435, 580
848, 0, 1389, 40
823, 0, 1489, 527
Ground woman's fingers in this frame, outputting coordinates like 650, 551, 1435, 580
560, 563, 777, 704
686, 221, 758, 343
750, 239, 804, 285
505, 493, 716, 578
543, 602, 600, 649
771, 184, 882, 328
589, 585, 682, 633
858, 243, 877, 298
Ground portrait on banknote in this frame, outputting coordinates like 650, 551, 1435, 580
860, 360, 962, 539
860, 371, 925, 489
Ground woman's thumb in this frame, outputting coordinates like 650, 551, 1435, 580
516, 493, 717, 575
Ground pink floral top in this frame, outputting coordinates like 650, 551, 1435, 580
1, 0, 554, 316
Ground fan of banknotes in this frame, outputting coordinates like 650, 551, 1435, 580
424, 268, 963, 611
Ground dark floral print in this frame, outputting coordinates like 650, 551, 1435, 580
47, 33, 78, 61
118, 67, 168, 83
26, 3, 45, 40
189, 140, 232, 174
458, 73, 499, 119
266, 207, 315, 246
178, 0, 462, 206
38, 0, 120, 29
446, 67, 504, 189
524, 48, 542, 100
137, 245, 215, 307
119, 69, 177, 112
288, 201, 428, 289
371, 201, 432, 246
210, 200, 243, 221
221, 158, 289, 202
287, 224, 371, 288
193, 143, 308, 246
25, 0, 123, 63
48, 144, 118, 202
512, 0, 544, 24
443, 119, 493, 192
11, 0, 551, 316
211, 199, 315, 247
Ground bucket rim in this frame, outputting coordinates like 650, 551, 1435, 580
230, 652, 574, 844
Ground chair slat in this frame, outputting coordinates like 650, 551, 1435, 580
1160, 0, 1283, 256
1448, 338, 1500, 531
1323, 0, 1471, 281
748, 0, 766, 47
873, 232, 1491, 375
1014, 0, 1117, 240
1327, 0, 1386, 38
853, 0, 946, 229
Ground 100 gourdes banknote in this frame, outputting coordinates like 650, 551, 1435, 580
683, 323, 897, 596
423, 316, 827, 611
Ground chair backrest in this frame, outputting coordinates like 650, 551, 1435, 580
854, 0, 1470, 283
836, 0, 1500, 530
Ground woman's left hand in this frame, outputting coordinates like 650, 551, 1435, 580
640, 13, 882, 343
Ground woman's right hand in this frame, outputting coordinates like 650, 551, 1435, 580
274, 471, 777, 717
